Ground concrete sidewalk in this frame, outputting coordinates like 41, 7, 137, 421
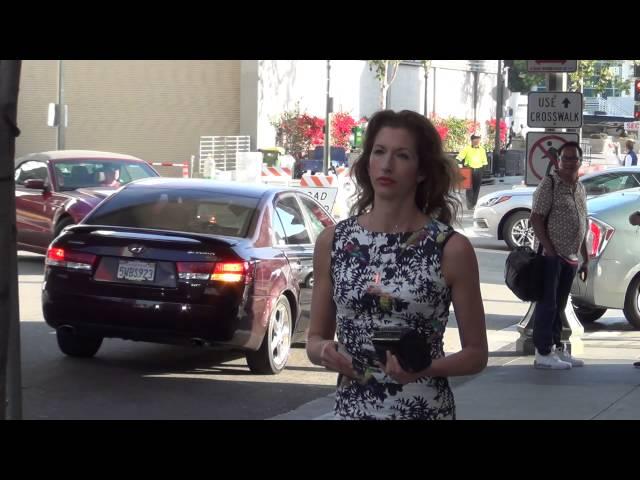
454, 319, 640, 420
271, 312, 640, 420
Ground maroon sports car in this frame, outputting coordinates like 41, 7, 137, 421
15, 150, 159, 254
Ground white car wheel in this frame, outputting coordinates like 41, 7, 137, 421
503, 211, 535, 250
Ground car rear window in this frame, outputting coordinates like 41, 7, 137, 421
85, 188, 260, 237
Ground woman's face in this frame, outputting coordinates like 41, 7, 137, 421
368, 127, 424, 200
558, 145, 581, 175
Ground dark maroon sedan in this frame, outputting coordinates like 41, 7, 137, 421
15, 150, 159, 254
42, 178, 335, 374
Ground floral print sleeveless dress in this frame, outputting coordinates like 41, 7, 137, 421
330, 216, 456, 420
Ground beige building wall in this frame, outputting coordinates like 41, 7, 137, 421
16, 60, 241, 175
16, 60, 58, 158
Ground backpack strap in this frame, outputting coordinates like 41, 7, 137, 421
536, 175, 555, 255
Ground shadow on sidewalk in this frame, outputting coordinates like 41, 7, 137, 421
488, 351, 521, 358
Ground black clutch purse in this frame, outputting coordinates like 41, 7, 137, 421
371, 328, 432, 373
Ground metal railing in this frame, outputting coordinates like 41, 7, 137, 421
580, 142, 592, 164
199, 136, 250, 177
583, 97, 633, 117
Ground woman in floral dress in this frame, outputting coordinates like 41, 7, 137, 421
306, 110, 487, 420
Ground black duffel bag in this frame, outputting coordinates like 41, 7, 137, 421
504, 174, 555, 302
504, 245, 545, 301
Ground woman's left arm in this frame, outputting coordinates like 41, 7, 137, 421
434, 233, 488, 376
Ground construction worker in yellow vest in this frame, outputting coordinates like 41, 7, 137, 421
457, 134, 488, 210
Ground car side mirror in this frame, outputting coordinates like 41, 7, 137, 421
24, 179, 46, 190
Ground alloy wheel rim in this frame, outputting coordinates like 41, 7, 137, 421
512, 219, 535, 247
271, 303, 291, 369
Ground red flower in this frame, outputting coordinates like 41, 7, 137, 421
330, 112, 357, 148
485, 118, 508, 145
435, 125, 448, 140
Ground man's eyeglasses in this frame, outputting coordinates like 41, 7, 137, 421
560, 155, 582, 162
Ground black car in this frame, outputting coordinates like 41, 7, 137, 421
42, 178, 335, 374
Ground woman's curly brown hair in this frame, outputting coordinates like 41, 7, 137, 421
349, 110, 462, 225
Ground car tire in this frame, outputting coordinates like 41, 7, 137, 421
56, 328, 103, 358
623, 275, 640, 329
572, 301, 607, 323
246, 295, 292, 374
54, 216, 75, 238
503, 211, 535, 250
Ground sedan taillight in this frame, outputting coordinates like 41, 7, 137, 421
176, 261, 251, 283
586, 217, 615, 259
212, 262, 249, 283
176, 262, 216, 281
46, 247, 97, 272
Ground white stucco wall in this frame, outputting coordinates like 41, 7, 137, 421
431, 68, 475, 119
387, 64, 425, 114
254, 60, 376, 149
477, 72, 498, 136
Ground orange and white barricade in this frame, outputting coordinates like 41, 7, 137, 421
261, 166, 294, 184
335, 166, 349, 177
294, 173, 339, 215
300, 174, 336, 187
149, 162, 190, 178
296, 170, 355, 221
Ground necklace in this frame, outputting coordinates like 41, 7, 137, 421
367, 215, 421, 234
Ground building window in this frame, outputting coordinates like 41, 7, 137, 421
583, 61, 625, 98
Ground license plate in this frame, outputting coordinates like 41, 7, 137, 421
116, 260, 156, 282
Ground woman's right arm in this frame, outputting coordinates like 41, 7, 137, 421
306, 225, 357, 378
530, 177, 556, 256
456, 146, 467, 165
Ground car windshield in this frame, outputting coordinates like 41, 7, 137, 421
53, 159, 157, 191
85, 187, 260, 238
582, 172, 640, 195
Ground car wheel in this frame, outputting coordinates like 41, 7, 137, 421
246, 295, 292, 374
56, 328, 103, 358
571, 301, 607, 323
54, 217, 75, 237
623, 275, 640, 329
503, 211, 535, 250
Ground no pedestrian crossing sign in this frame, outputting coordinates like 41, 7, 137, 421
527, 92, 583, 128
527, 60, 578, 73
525, 132, 579, 186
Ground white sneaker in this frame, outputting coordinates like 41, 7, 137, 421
534, 349, 572, 370
555, 346, 584, 367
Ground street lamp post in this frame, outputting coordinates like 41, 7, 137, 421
423, 65, 429, 117
493, 60, 504, 176
323, 60, 332, 176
